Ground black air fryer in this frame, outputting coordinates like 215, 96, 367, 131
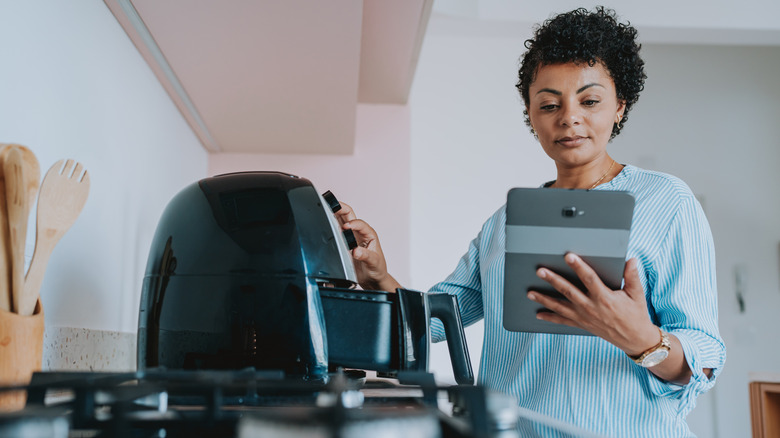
137, 171, 473, 384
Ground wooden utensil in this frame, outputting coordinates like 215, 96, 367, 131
0, 155, 9, 312
3, 148, 26, 315
0, 145, 41, 222
4, 148, 32, 315
0, 144, 41, 315
20, 159, 89, 316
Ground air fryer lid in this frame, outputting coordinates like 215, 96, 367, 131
144, 171, 356, 282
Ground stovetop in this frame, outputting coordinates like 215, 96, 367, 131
1, 369, 603, 438
0, 369, 516, 438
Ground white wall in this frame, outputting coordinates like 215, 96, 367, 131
410, 31, 780, 437
614, 44, 780, 438
209, 104, 412, 286
408, 33, 548, 387
0, 1, 208, 333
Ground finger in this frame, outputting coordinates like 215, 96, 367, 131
534, 309, 583, 329
343, 219, 377, 243
352, 246, 368, 261
622, 258, 645, 300
536, 267, 589, 307
564, 253, 608, 298
527, 290, 579, 321
334, 201, 357, 224
344, 219, 383, 252
352, 246, 382, 270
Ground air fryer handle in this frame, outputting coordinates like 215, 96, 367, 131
428, 294, 474, 385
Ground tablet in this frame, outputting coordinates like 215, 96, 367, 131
503, 188, 635, 335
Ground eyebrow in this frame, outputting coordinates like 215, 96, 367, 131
535, 83, 605, 96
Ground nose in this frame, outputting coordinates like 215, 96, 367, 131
559, 103, 582, 126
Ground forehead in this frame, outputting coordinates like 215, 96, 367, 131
530, 62, 616, 93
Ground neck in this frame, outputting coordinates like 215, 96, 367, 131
551, 157, 621, 190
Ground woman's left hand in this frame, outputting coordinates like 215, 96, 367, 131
528, 254, 659, 357
529, 254, 697, 385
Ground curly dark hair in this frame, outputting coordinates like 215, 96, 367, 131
516, 7, 646, 139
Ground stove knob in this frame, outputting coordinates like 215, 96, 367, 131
343, 229, 358, 250
322, 190, 342, 213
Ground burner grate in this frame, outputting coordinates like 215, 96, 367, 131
2, 369, 509, 438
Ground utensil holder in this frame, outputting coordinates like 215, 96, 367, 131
0, 299, 43, 411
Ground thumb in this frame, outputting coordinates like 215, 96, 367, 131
623, 258, 645, 300
353, 247, 377, 267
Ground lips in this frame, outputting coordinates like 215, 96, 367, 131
556, 136, 587, 147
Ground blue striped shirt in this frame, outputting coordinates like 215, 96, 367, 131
430, 165, 726, 437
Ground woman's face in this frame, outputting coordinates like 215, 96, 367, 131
527, 62, 625, 169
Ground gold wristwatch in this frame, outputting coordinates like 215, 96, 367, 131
629, 327, 671, 368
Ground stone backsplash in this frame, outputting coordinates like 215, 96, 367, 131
43, 327, 136, 372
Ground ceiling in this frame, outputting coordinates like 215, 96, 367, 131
105, 0, 780, 155
430, 0, 780, 46
104, 0, 433, 154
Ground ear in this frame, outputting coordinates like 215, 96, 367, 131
615, 99, 627, 123
525, 105, 535, 131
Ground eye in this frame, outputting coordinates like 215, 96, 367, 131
582, 99, 600, 107
540, 104, 558, 112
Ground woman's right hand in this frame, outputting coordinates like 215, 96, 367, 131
334, 202, 401, 292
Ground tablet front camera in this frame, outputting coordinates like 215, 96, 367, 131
562, 206, 578, 217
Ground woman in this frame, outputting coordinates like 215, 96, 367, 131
336, 7, 725, 437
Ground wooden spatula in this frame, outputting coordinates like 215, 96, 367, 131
2, 146, 40, 315
0, 144, 40, 314
20, 159, 89, 316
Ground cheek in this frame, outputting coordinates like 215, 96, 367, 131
527, 110, 537, 127
528, 113, 550, 135
589, 113, 617, 136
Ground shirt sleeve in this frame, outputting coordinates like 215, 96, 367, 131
644, 192, 726, 415
428, 229, 486, 343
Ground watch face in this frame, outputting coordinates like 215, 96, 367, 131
641, 350, 669, 368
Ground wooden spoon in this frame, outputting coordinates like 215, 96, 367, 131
20, 159, 88, 316
0, 144, 40, 314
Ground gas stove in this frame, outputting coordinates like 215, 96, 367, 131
0, 369, 496, 438
0, 369, 601, 438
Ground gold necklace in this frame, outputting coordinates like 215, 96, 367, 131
589, 160, 616, 190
